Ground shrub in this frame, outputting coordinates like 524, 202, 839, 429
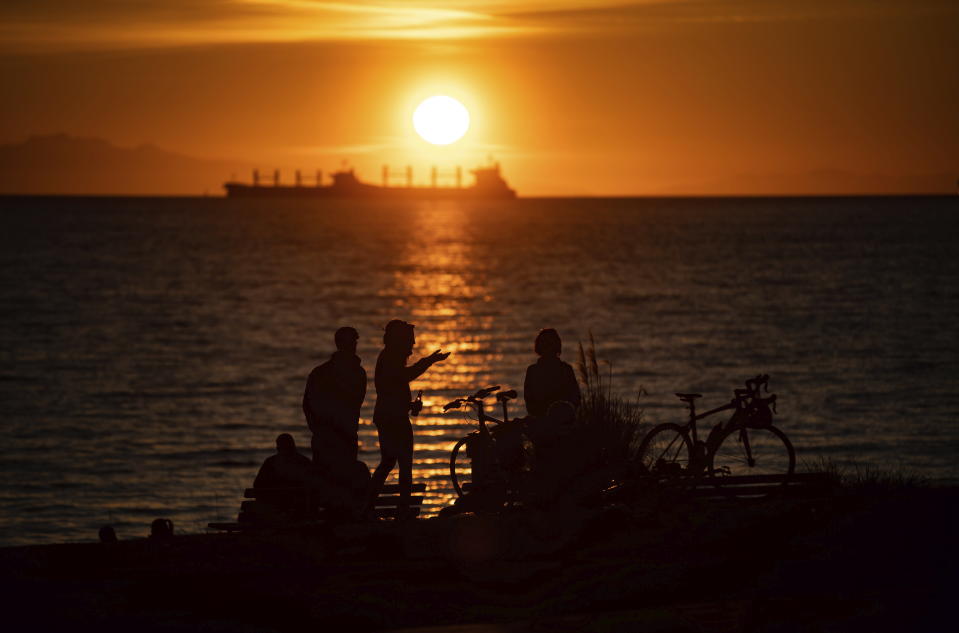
575, 333, 648, 477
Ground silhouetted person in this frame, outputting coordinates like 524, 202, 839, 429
303, 326, 369, 496
149, 518, 174, 540
99, 525, 117, 544
367, 320, 449, 518
523, 331, 581, 489
523, 328, 581, 418
523, 400, 583, 505
253, 433, 314, 517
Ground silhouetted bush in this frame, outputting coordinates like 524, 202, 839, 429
575, 333, 648, 481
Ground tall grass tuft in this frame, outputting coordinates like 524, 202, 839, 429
575, 333, 648, 477
803, 456, 927, 491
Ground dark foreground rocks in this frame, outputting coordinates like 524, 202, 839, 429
1, 488, 954, 632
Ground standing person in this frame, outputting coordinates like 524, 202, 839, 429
367, 319, 449, 519
522, 329, 583, 504
523, 328, 581, 418
303, 327, 369, 498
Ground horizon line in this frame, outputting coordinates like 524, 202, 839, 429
1, 192, 955, 201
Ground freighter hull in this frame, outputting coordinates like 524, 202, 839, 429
224, 164, 517, 199
223, 183, 516, 199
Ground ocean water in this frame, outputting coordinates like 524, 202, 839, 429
1, 195, 956, 546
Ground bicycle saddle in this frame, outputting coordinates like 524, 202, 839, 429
675, 393, 702, 402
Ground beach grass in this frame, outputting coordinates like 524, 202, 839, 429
802, 456, 928, 491
575, 333, 648, 476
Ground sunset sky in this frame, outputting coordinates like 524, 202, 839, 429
1, 0, 957, 195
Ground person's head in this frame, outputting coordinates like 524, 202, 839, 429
334, 326, 359, 354
99, 524, 118, 544
150, 518, 173, 540
275, 433, 296, 455
384, 319, 415, 355
534, 328, 562, 357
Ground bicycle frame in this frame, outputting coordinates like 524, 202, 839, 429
685, 399, 739, 446
638, 374, 792, 485
445, 386, 521, 499
680, 375, 774, 472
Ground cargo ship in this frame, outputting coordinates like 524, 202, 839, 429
224, 163, 516, 199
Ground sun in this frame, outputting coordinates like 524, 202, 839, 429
412, 96, 470, 145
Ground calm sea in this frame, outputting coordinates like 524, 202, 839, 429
1, 195, 956, 546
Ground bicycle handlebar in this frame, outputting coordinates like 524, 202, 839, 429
472, 385, 500, 399
443, 385, 505, 411
732, 375, 774, 408
443, 398, 465, 411
745, 374, 770, 394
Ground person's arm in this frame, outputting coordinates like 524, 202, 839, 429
404, 350, 449, 382
356, 368, 368, 410
302, 391, 312, 425
303, 369, 328, 431
404, 357, 432, 382
302, 371, 314, 425
253, 458, 275, 489
327, 412, 359, 446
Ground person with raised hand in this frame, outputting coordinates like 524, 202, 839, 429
366, 319, 449, 519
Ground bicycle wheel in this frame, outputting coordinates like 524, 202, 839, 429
708, 425, 795, 483
449, 436, 471, 497
636, 423, 693, 478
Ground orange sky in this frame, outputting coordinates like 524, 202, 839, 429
1, 1, 957, 195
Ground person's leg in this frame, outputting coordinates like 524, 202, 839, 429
366, 424, 397, 513
369, 454, 396, 497
306, 470, 352, 512
351, 460, 372, 497
312, 429, 342, 479
396, 422, 414, 517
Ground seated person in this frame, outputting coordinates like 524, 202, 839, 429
253, 433, 361, 521
253, 433, 314, 517
523, 328, 581, 419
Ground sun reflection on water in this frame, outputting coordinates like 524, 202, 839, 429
367, 201, 504, 515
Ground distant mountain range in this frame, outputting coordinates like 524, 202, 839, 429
0, 134, 248, 195
0, 133, 954, 196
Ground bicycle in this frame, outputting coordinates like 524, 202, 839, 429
444, 385, 525, 500
636, 374, 795, 493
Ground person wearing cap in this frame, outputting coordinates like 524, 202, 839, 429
367, 319, 449, 518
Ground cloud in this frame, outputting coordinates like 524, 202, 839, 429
501, 0, 959, 30
0, 0, 523, 52
1, 1, 955, 52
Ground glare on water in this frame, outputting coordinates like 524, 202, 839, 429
1, 195, 957, 545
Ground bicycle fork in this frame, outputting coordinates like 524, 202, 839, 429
740, 429, 756, 468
